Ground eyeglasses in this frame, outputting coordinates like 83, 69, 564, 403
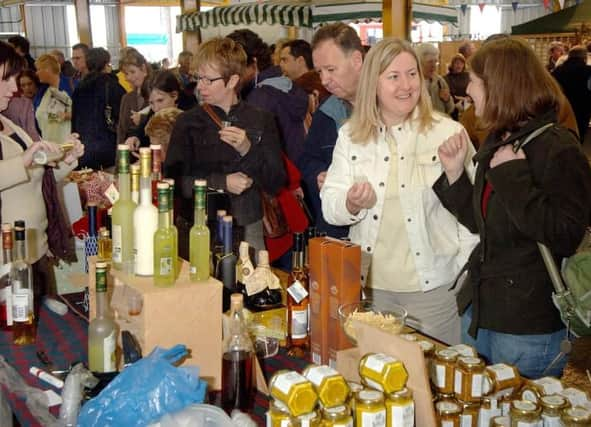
194, 75, 224, 86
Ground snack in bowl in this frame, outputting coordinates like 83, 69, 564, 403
338, 300, 407, 345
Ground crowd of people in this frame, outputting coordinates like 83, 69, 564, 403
1, 28, 591, 379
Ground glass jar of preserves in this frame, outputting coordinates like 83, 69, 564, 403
290, 410, 321, 427
539, 394, 568, 427
418, 340, 435, 359
491, 416, 511, 427
266, 399, 292, 427
269, 370, 318, 417
559, 387, 589, 408
561, 407, 591, 426
520, 377, 563, 404
509, 400, 542, 426
460, 401, 479, 427
355, 389, 386, 427
385, 387, 414, 427
347, 381, 364, 413
499, 394, 513, 416
454, 356, 485, 403
435, 399, 461, 427
432, 349, 459, 395
479, 397, 502, 427
484, 363, 522, 396
321, 404, 353, 427
303, 364, 349, 408
447, 344, 477, 358
359, 353, 408, 394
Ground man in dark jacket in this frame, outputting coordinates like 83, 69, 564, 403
297, 23, 364, 238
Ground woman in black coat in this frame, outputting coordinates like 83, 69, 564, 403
71, 48, 125, 170
434, 37, 591, 378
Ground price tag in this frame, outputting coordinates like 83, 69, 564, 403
287, 280, 308, 303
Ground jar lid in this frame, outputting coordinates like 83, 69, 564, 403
540, 394, 566, 410
458, 356, 483, 368
510, 400, 540, 415
357, 389, 384, 404
418, 340, 434, 352
436, 349, 459, 361
562, 407, 591, 422
321, 404, 349, 420
347, 381, 364, 393
491, 416, 511, 427
270, 399, 290, 414
387, 387, 412, 401
436, 400, 461, 415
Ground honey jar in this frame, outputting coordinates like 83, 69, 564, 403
435, 399, 461, 427
355, 389, 386, 427
419, 340, 435, 373
432, 349, 459, 395
539, 394, 568, 427
266, 399, 292, 427
520, 377, 564, 404
490, 416, 511, 427
303, 364, 349, 408
561, 407, 591, 426
290, 410, 321, 427
478, 397, 502, 427
447, 344, 477, 358
347, 381, 364, 413
559, 387, 590, 408
385, 387, 414, 427
484, 363, 522, 396
321, 404, 353, 427
459, 401, 479, 427
499, 394, 513, 416
359, 353, 408, 394
269, 370, 318, 417
454, 356, 485, 403
509, 400, 542, 426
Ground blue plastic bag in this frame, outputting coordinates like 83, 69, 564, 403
78, 345, 207, 427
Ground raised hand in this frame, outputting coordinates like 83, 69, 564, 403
438, 130, 469, 184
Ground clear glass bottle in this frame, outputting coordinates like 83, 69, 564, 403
150, 144, 162, 206
88, 261, 117, 372
222, 293, 255, 412
153, 182, 176, 287
359, 353, 408, 394
189, 179, 210, 282
98, 227, 112, 262
303, 364, 350, 409
355, 389, 386, 427
385, 387, 414, 427
130, 163, 140, 205
269, 370, 318, 417
163, 178, 178, 277
11, 224, 35, 345
133, 147, 158, 276
509, 400, 542, 427
287, 232, 309, 357
111, 144, 136, 272
1, 223, 13, 330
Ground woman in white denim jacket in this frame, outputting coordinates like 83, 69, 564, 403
320, 38, 478, 344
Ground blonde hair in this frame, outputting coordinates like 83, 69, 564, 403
194, 37, 247, 90
145, 107, 183, 140
348, 38, 434, 144
35, 54, 60, 74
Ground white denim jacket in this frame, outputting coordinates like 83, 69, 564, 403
320, 112, 478, 291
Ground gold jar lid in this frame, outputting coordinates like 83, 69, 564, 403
435, 348, 459, 361
270, 399, 290, 414
357, 389, 384, 404
348, 381, 364, 394
562, 407, 591, 422
321, 404, 350, 421
400, 334, 417, 342
418, 340, 434, 353
387, 387, 412, 401
540, 394, 567, 410
491, 415, 511, 427
510, 399, 541, 416
457, 356, 484, 370
436, 399, 461, 415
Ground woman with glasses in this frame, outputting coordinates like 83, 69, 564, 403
164, 37, 286, 258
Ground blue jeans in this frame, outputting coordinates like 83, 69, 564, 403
462, 306, 567, 378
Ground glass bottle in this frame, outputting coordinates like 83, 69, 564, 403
133, 147, 158, 276
84, 202, 99, 273
221, 293, 255, 413
88, 261, 117, 373
217, 215, 237, 312
111, 144, 136, 272
130, 163, 140, 205
150, 144, 162, 206
98, 227, 112, 262
11, 224, 35, 345
189, 179, 210, 282
287, 232, 309, 357
163, 178, 178, 277
213, 209, 227, 273
303, 226, 316, 271
1, 223, 13, 330
153, 182, 176, 287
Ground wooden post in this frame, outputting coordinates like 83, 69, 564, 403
181, 0, 200, 53
74, 0, 93, 46
382, 0, 411, 40
118, 3, 127, 48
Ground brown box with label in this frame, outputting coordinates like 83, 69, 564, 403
309, 238, 361, 367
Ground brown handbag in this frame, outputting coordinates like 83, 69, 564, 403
201, 104, 289, 238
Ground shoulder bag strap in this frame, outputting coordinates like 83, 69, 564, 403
202, 103, 223, 129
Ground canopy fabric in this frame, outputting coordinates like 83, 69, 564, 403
176, 0, 459, 32
512, 0, 590, 34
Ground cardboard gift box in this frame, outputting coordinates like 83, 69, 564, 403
88, 257, 223, 390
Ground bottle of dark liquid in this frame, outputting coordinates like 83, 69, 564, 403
217, 215, 237, 311
222, 293, 255, 413
287, 232, 309, 358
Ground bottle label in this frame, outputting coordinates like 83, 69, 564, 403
287, 280, 308, 303
159, 257, 173, 275
360, 409, 385, 427
13, 289, 31, 322
273, 371, 306, 395
390, 402, 414, 427
112, 225, 122, 263
4, 287, 13, 326
104, 330, 117, 372
291, 308, 308, 339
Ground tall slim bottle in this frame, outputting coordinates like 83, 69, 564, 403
111, 144, 136, 272
12, 224, 35, 345
130, 163, 140, 205
84, 203, 99, 273
88, 261, 117, 373
133, 147, 158, 276
213, 209, 227, 272
1, 223, 13, 330
222, 293, 255, 412
163, 178, 178, 277
286, 232, 309, 357
189, 180, 210, 282
150, 144, 162, 206
217, 216, 237, 311
154, 182, 176, 287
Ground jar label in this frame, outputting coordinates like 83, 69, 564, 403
472, 373, 483, 397
334, 420, 353, 427
540, 415, 561, 427
305, 365, 337, 386
534, 377, 563, 395
274, 371, 306, 395
365, 353, 397, 374
390, 402, 414, 427
460, 414, 473, 427
360, 409, 386, 427
435, 364, 446, 388
454, 370, 463, 394
488, 364, 514, 381
516, 422, 541, 427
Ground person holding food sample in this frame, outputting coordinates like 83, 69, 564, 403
320, 38, 478, 345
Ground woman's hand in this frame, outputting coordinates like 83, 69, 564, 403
438, 130, 469, 185
22, 140, 60, 168
125, 136, 141, 158
490, 145, 526, 168
226, 172, 253, 195
63, 133, 85, 165
219, 126, 251, 157
130, 110, 142, 126
345, 182, 377, 215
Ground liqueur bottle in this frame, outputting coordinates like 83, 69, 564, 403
133, 147, 158, 276
111, 144, 136, 271
221, 293, 255, 412
242, 249, 283, 311
286, 232, 309, 357
213, 209, 227, 273
97, 227, 112, 262
130, 163, 140, 205
11, 224, 35, 345
189, 180, 210, 282
88, 261, 117, 373
1, 223, 13, 330
163, 178, 178, 277
150, 144, 162, 206
153, 182, 177, 287
84, 203, 99, 273
217, 216, 237, 311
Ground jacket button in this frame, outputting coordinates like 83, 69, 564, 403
400, 156, 404, 160
425, 280, 429, 284
506, 279, 515, 286
367, 246, 372, 252
416, 252, 420, 256
373, 214, 378, 220
379, 182, 385, 187
398, 127, 402, 131
432, 155, 437, 161
401, 184, 405, 188
361, 275, 365, 281
407, 218, 412, 222
384, 156, 389, 162
351, 155, 357, 161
